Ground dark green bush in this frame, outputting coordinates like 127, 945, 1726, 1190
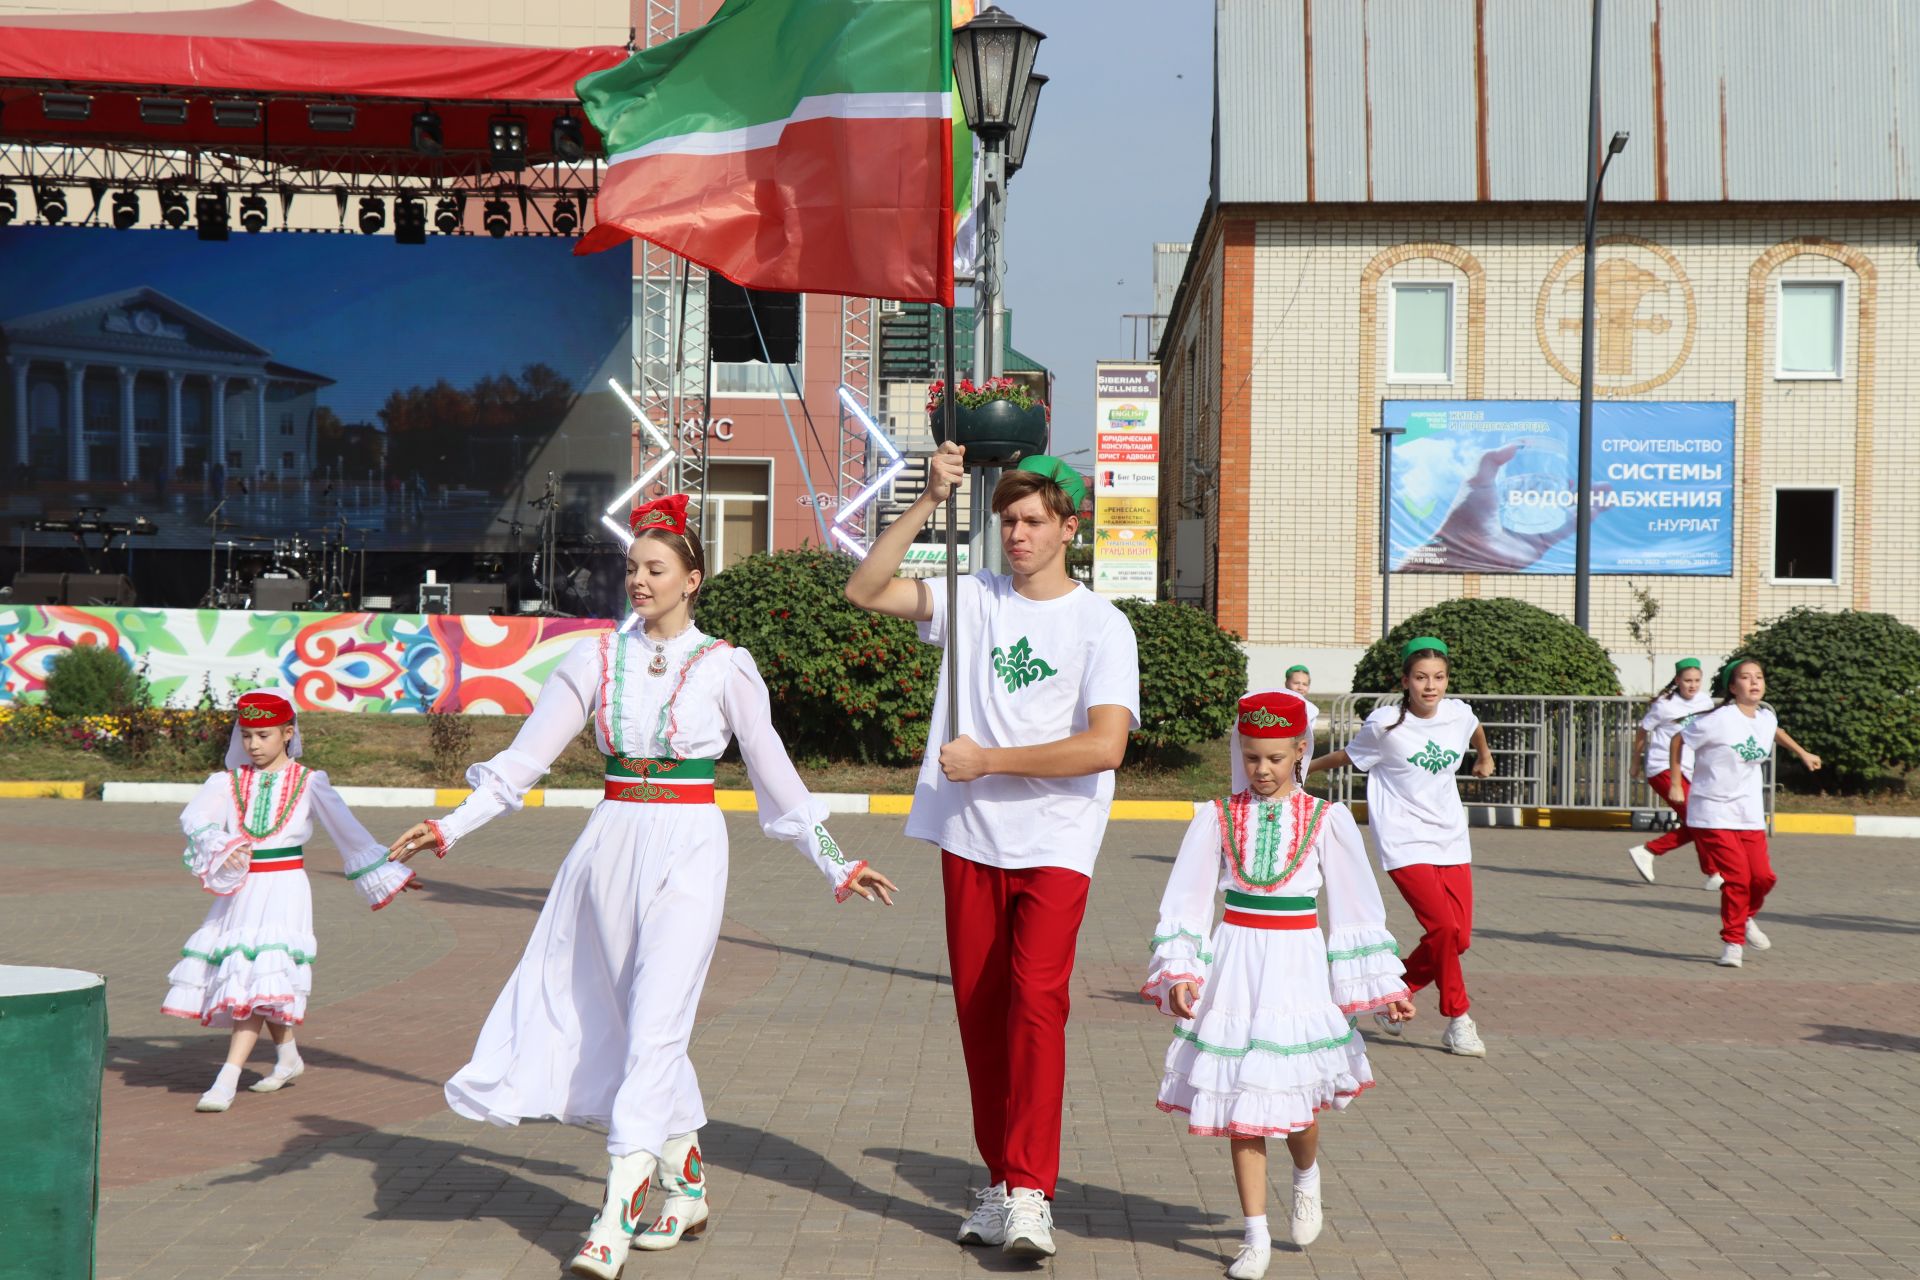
1115, 598, 1246, 755
1735, 607, 1920, 791
43, 642, 147, 717
1351, 597, 1621, 696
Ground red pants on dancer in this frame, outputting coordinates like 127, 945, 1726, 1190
1386, 863, 1473, 1018
1645, 771, 1711, 875
1693, 829, 1775, 944
942, 852, 1090, 1199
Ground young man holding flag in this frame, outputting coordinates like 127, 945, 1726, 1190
846, 444, 1141, 1259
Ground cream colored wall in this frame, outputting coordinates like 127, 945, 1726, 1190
0, 0, 630, 46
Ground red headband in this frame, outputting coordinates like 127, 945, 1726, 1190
1237, 691, 1307, 739
235, 692, 294, 727
630, 493, 690, 536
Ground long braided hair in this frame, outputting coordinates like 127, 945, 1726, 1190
1387, 651, 1451, 733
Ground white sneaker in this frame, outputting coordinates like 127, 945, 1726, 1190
632, 1132, 709, 1251
1442, 1014, 1486, 1057
570, 1151, 658, 1279
1627, 845, 1656, 883
1290, 1184, 1323, 1246
1226, 1242, 1271, 1278
955, 1182, 1009, 1246
1372, 1009, 1404, 1037
1716, 943, 1743, 968
1002, 1187, 1055, 1259
248, 1056, 304, 1093
1744, 920, 1770, 951
1704, 872, 1725, 891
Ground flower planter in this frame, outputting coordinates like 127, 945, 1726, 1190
934, 399, 1050, 468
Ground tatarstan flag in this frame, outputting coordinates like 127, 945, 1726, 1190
574, 0, 955, 305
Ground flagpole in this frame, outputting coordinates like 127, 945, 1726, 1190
943, 303, 960, 746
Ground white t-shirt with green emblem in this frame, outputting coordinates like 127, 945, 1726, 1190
1638, 690, 1717, 777
1678, 704, 1776, 830
909, 572, 1141, 876
1343, 697, 1479, 871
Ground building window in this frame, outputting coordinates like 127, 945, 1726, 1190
1388, 282, 1453, 382
1772, 488, 1839, 583
703, 460, 771, 572
281, 413, 295, 436
633, 276, 803, 400
1776, 280, 1843, 378
281, 451, 296, 472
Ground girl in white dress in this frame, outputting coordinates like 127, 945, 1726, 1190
1143, 691, 1413, 1280
164, 690, 419, 1113
387, 493, 897, 1280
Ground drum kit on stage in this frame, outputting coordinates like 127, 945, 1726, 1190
199, 511, 368, 612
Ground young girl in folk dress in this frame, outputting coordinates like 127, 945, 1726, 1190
386, 494, 897, 1280
1627, 658, 1722, 889
1309, 637, 1494, 1058
164, 690, 418, 1113
1144, 691, 1413, 1280
1673, 657, 1821, 968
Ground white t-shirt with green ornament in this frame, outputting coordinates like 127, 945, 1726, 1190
1678, 703, 1776, 831
1343, 697, 1480, 871
908, 571, 1141, 877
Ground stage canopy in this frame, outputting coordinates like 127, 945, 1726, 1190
0, 0, 628, 172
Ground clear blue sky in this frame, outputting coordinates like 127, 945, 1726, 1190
993, 1, 1214, 458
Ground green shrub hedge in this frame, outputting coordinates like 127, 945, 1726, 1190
1352, 597, 1622, 695
43, 641, 147, 717
1114, 597, 1246, 756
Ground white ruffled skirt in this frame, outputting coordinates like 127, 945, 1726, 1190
1156, 923, 1374, 1138
162, 872, 315, 1027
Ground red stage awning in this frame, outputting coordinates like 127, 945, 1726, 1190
0, 0, 629, 169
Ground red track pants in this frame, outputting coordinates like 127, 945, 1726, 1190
1646, 770, 1712, 875
942, 851, 1091, 1199
1692, 828, 1775, 944
1386, 862, 1474, 1018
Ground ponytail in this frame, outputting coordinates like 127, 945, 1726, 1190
1646, 673, 1681, 718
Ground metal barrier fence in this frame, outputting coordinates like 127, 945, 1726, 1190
1314, 693, 1776, 825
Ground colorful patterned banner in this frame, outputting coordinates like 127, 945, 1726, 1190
0, 607, 615, 714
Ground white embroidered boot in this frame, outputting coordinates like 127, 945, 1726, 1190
632, 1131, 710, 1250
569, 1150, 658, 1279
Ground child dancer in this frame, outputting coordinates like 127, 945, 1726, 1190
387, 494, 897, 1280
164, 690, 418, 1112
1626, 658, 1720, 888
1674, 656, 1820, 968
1145, 691, 1412, 1279
1310, 637, 1493, 1057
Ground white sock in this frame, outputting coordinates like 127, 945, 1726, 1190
275, 1040, 300, 1069
1243, 1214, 1270, 1249
1292, 1161, 1320, 1194
211, 1063, 241, 1092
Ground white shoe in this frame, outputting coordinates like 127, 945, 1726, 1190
248, 1056, 304, 1093
1627, 845, 1657, 883
1442, 1014, 1486, 1057
1744, 920, 1770, 951
955, 1181, 1009, 1246
1704, 872, 1725, 891
1226, 1242, 1271, 1278
1372, 1009, 1404, 1037
1002, 1187, 1056, 1259
194, 1081, 236, 1113
632, 1132, 709, 1251
1290, 1184, 1323, 1246
1716, 943, 1743, 968
569, 1151, 659, 1279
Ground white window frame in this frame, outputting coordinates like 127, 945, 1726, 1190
703, 456, 775, 569
1768, 484, 1842, 585
1774, 278, 1846, 381
1386, 280, 1455, 384
632, 275, 805, 402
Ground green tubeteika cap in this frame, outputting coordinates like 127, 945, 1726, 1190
1400, 635, 1449, 664
1013, 454, 1089, 513
1675, 657, 1702, 672
1286, 664, 1310, 677
1715, 654, 1757, 692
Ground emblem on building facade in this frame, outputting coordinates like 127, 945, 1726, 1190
1536, 235, 1696, 396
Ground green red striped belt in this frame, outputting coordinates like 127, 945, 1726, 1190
602, 755, 718, 805
248, 846, 304, 873
1221, 890, 1317, 931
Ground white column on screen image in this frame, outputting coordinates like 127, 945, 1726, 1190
166, 370, 185, 471
118, 365, 137, 480
8, 358, 28, 467
66, 361, 87, 482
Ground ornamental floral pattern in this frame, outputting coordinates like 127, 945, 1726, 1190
1408, 740, 1463, 774
989, 636, 1058, 694
1734, 735, 1768, 762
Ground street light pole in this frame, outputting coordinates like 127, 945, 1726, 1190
1372, 423, 1405, 641
1574, 0, 1627, 634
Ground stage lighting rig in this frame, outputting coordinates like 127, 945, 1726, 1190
139, 97, 189, 126
551, 113, 586, 163
433, 193, 465, 234
85, 179, 108, 223
411, 109, 444, 157
213, 100, 262, 129
158, 186, 188, 229
196, 186, 230, 241
551, 195, 580, 236
238, 192, 269, 233
308, 104, 355, 132
393, 194, 427, 244
42, 93, 91, 122
111, 191, 140, 230
357, 196, 386, 235
35, 183, 67, 224
0, 188, 17, 226
481, 195, 512, 238
489, 116, 528, 171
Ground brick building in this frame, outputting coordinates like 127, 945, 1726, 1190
1158, 0, 1920, 690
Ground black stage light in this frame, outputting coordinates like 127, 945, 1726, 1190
433, 193, 465, 235
239, 192, 269, 233
481, 195, 511, 238
308, 104, 355, 133
35, 184, 68, 224
111, 190, 140, 229
196, 186, 230, 241
551, 113, 586, 163
158, 186, 189, 229
393, 194, 426, 244
411, 109, 444, 157
86, 179, 108, 222
139, 96, 189, 126
551, 195, 580, 236
42, 92, 92, 122
0, 188, 17, 226
357, 196, 386, 235
213, 100, 262, 129
488, 116, 528, 171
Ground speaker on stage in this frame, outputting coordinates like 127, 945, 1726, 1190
450, 583, 510, 616
8, 573, 66, 605
708, 273, 801, 364
252, 577, 309, 611
66, 575, 136, 606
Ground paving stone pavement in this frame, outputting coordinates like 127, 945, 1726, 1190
3, 798, 1918, 1280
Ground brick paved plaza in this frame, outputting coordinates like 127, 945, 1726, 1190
4, 799, 1917, 1280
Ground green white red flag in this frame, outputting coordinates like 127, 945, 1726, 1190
574, 0, 955, 305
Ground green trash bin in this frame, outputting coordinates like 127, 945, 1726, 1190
0, 966, 106, 1279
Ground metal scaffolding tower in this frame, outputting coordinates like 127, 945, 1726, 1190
836, 296, 879, 549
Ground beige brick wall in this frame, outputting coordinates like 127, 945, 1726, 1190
1164, 207, 1920, 656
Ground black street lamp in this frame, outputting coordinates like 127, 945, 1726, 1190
951, 6, 1046, 143
1006, 73, 1048, 179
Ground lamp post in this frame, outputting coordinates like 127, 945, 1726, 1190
1372, 422, 1405, 641
1574, 0, 1628, 633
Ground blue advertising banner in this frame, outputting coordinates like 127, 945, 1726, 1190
1384, 401, 1734, 576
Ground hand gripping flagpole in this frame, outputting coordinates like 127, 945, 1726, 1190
943, 303, 960, 745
